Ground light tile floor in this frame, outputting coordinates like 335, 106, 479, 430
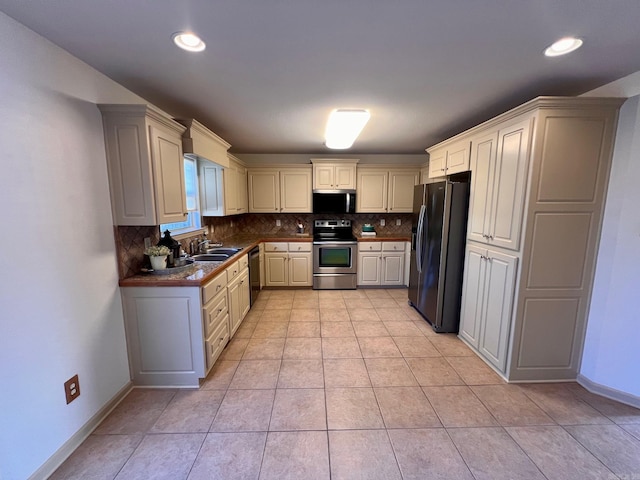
52, 288, 640, 480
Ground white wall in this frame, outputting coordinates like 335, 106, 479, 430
580, 74, 640, 400
0, 13, 144, 480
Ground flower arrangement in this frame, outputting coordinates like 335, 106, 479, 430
144, 245, 170, 257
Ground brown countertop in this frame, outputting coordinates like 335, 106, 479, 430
120, 233, 409, 287
119, 233, 312, 287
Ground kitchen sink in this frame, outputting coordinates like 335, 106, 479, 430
191, 253, 230, 262
204, 247, 243, 255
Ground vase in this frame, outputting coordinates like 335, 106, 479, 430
150, 255, 167, 270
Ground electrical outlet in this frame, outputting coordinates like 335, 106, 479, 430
64, 374, 80, 404
276, 219, 281, 227
144, 237, 151, 249
396, 219, 402, 226
380, 219, 386, 226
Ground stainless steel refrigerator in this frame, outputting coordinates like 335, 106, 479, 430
408, 176, 470, 333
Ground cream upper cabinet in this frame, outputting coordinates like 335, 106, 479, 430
224, 155, 248, 216
99, 104, 188, 226
467, 118, 531, 251
311, 159, 358, 190
199, 154, 247, 217
427, 140, 470, 178
356, 167, 419, 213
388, 170, 420, 212
248, 170, 280, 213
248, 167, 312, 213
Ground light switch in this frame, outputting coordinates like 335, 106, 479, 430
276, 219, 281, 227
396, 219, 402, 226
380, 219, 386, 226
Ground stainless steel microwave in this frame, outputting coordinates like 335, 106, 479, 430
312, 191, 356, 214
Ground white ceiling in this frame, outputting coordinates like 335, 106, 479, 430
2, 0, 640, 154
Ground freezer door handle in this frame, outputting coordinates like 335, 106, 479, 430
416, 204, 426, 273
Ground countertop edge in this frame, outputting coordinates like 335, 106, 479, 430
119, 234, 410, 287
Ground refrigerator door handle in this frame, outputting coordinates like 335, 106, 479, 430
416, 204, 426, 273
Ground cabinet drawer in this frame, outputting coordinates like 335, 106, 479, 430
226, 259, 245, 282
382, 242, 405, 252
237, 253, 249, 269
264, 242, 288, 252
359, 241, 382, 252
203, 290, 228, 338
205, 315, 230, 369
288, 242, 311, 252
202, 271, 226, 305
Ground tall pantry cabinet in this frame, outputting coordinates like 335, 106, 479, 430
441, 97, 622, 382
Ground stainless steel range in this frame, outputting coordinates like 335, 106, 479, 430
312, 219, 357, 290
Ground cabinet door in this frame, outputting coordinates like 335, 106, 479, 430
356, 170, 388, 213
445, 141, 470, 175
237, 165, 248, 214
199, 161, 224, 216
428, 148, 446, 178
248, 170, 280, 213
388, 170, 419, 213
479, 250, 517, 372
458, 245, 486, 348
238, 269, 251, 319
149, 124, 188, 224
467, 131, 498, 244
227, 277, 242, 337
381, 253, 404, 285
265, 253, 288, 286
280, 169, 312, 213
488, 118, 531, 251
335, 165, 356, 189
289, 252, 312, 286
357, 252, 381, 285
223, 165, 238, 215
313, 164, 335, 189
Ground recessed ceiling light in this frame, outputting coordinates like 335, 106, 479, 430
172, 32, 206, 52
324, 109, 371, 149
544, 36, 583, 57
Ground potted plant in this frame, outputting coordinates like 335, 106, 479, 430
145, 245, 171, 270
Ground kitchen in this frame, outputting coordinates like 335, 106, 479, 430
2, 3, 640, 480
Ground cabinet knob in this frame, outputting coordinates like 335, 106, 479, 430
216, 285, 221, 291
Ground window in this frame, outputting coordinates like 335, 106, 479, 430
160, 157, 202, 236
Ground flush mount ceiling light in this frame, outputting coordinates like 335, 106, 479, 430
172, 32, 206, 52
324, 109, 371, 149
544, 36, 583, 57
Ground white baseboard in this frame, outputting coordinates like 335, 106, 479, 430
28, 381, 133, 480
577, 374, 640, 409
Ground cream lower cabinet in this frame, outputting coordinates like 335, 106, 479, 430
248, 167, 312, 213
120, 254, 254, 387
357, 242, 406, 286
356, 168, 419, 213
458, 245, 517, 372
264, 242, 312, 287
121, 286, 205, 387
226, 254, 251, 337
99, 104, 188, 226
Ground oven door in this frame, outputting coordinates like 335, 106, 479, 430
313, 242, 357, 275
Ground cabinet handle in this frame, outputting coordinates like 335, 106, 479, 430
216, 285, 221, 291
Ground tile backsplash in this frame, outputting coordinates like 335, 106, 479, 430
115, 213, 412, 279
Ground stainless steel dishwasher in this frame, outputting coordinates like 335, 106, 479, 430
249, 246, 260, 305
